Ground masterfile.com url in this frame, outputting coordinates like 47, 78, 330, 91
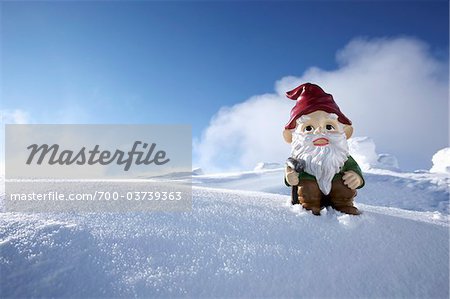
9, 191, 182, 201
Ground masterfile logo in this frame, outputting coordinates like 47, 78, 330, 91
5, 124, 192, 212
26, 141, 170, 171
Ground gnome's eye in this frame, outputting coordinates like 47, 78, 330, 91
326, 124, 335, 131
303, 125, 314, 132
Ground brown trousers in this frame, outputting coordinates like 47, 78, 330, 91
297, 178, 358, 215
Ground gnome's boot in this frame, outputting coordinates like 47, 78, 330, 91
329, 179, 361, 215
298, 180, 322, 216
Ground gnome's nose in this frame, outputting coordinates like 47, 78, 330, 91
314, 127, 323, 134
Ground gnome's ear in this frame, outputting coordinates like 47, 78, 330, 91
344, 125, 353, 139
283, 129, 293, 143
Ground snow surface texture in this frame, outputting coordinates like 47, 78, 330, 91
1, 166, 449, 298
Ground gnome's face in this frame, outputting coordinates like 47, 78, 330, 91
294, 110, 343, 141
290, 110, 350, 195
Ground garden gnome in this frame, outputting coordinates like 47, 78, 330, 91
283, 83, 364, 216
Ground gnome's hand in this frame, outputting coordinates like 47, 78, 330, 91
343, 171, 363, 190
285, 166, 299, 186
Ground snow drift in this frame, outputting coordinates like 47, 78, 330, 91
348, 137, 400, 171
430, 147, 450, 174
1, 186, 448, 298
1, 166, 449, 298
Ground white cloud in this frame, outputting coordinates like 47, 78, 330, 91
194, 37, 448, 172
1, 109, 32, 175
430, 147, 450, 174
193, 94, 292, 172
1, 109, 31, 124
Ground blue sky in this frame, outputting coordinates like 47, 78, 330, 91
2, 1, 449, 170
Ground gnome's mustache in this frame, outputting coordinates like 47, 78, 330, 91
292, 132, 340, 147
291, 132, 348, 157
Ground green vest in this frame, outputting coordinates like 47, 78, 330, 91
285, 155, 365, 188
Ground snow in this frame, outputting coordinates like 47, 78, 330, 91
192, 168, 204, 176
253, 162, 281, 171
431, 147, 450, 174
377, 153, 399, 170
1, 166, 449, 298
348, 137, 400, 171
348, 137, 379, 170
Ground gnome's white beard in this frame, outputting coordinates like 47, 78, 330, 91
291, 131, 349, 195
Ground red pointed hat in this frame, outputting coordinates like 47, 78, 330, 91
284, 83, 352, 129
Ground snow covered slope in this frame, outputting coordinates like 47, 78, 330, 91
193, 167, 450, 214
0, 168, 449, 298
